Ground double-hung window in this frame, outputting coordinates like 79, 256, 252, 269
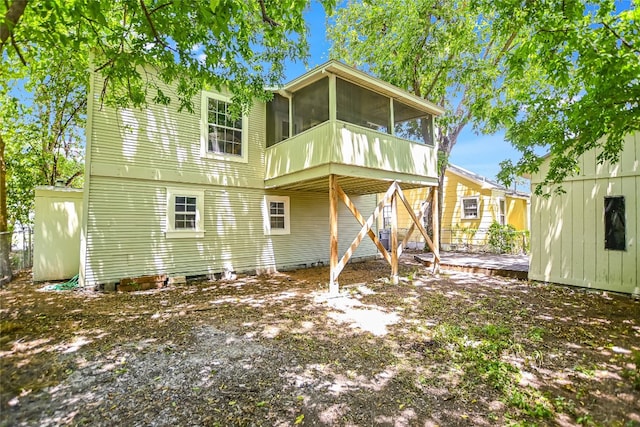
264, 196, 290, 235
498, 198, 506, 225
201, 91, 248, 163
461, 196, 480, 219
166, 188, 205, 238
174, 196, 197, 230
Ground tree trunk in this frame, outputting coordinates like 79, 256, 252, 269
0, 133, 12, 285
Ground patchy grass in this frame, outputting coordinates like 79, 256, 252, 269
1, 259, 639, 426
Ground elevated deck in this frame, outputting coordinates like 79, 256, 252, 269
264, 121, 439, 195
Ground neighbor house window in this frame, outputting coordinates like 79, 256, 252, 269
498, 198, 506, 225
383, 204, 392, 229
175, 196, 197, 229
264, 196, 290, 235
604, 196, 625, 251
166, 188, 205, 238
461, 197, 480, 219
201, 91, 248, 162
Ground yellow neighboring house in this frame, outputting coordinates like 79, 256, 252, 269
381, 164, 530, 251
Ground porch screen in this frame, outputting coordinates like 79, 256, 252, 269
336, 78, 390, 133
292, 77, 329, 135
393, 100, 434, 145
266, 93, 290, 147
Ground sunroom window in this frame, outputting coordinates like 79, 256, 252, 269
336, 78, 390, 133
292, 77, 329, 135
393, 100, 434, 145
266, 93, 290, 147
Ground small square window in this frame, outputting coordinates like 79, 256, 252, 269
270, 201, 286, 229
264, 196, 290, 235
604, 196, 625, 251
166, 188, 205, 238
462, 197, 479, 219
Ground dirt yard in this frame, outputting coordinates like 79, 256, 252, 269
1, 256, 639, 426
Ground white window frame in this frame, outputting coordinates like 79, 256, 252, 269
200, 91, 248, 163
263, 195, 290, 235
382, 203, 392, 229
461, 196, 480, 219
166, 187, 205, 239
497, 198, 506, 225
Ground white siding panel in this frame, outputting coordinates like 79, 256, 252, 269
529, 132, 639, 293
571, 180, 584, 284
582, 179, 597, 288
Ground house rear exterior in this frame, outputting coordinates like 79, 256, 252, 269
79, 61, 443, 288
529, 132, 639, 294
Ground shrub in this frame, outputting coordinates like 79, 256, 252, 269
487, 221, 518, 254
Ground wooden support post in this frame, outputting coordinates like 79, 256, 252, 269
390, 189, 399, 285
329, 174, 339, 295
432, 186, 440, 274
336, 184, 392, 265
334, 184, 394, 280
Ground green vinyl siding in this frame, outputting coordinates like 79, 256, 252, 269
83, 177, 377, 285
88, 73, 265, 189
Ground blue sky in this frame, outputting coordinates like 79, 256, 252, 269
283, 2, 528, 191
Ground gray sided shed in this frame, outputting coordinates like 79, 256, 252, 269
529, 132, 639, 294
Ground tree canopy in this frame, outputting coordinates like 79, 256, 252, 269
0, 0, 334, 281
491, 0, 639, 193
328, 0, 520, 168
2, 0, 335, 109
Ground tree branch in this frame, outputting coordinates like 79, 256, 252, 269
0, 0, 27, 53
139, 0, 171, 49
10, 32, 26, 65
150, 2, 172, 14
65, 170, 83, 187
602, 21, 639, 55
257, 0, 279, 27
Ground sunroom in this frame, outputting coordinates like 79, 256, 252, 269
264, 60, 443, 194
263, 61, 445, 292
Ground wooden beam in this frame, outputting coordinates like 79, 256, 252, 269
329, 174, 339, 295
390, 188, 399, 285
431, 186, 440, 273
395, 184, 440, 264
336, 183, 391, 265
333, 182, 397, 280
398, 199, 427, 258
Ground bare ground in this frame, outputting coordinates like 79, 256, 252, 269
1, 255, 639, 426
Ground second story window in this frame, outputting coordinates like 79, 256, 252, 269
292, 77, 329, 135
393, 100, 434, 146
337, 78, 390, 133
267, 93, 290, 147
201, 91, 248, 163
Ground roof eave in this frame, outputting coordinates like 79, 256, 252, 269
277, 60, 445, 117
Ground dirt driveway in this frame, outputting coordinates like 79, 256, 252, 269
1, 256, 639, 426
